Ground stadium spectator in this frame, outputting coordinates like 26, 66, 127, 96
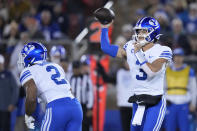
52, 3, 69, 35
184, 3, 197, 34
144, 0, 160, 15
163, 48, 197, 131
29, 6, 40, 20
39, 10, 62, 41
8, 0, 31, 22
63, 0, 85, 39
171, 18, 191, 55
115, 24, 133, 47
3, 21, 19, 53
132, 8, 146, 25
0, 3, 9, 22
24, 17, 44, 39
0, 54, 18, 131
0, 16, 5, 40
189, 34, 197, 55
173, 0, 188, 21
154, 11, 171, 36
163, 2, 176, 20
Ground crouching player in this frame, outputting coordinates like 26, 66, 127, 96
18, 42, 83, 131
99, 17, 172, 131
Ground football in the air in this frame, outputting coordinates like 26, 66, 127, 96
93, 7, 115, 25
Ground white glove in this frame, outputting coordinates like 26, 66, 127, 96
25, 114, 35, 129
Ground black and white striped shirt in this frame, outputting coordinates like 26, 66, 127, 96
70, 74, 94, 109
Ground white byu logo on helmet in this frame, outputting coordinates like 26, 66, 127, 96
24, 45, 35, 54
149, 19, 158, 26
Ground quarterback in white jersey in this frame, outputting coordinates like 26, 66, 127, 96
123, 40, 171, 96
99, 16, 172, 131
18, 42, 82, 131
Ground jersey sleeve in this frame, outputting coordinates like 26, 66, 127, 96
20, 68, 34, 86
159, 47, 172, 62
148, 46, 172, 63
123, 42, 128, 51
123, 40, 135, 51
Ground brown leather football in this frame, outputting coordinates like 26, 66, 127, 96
93, 7, 115, 25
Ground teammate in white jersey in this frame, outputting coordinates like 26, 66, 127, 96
18, 42, 83, 131
99, 17, 172, 131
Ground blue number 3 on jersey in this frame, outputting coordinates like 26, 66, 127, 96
136, 60, 147, 80
136, 69, 147, 80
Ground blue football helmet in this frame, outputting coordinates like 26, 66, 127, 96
80, 55, 90, 65
50, 45, 66, 63
50, 45, 66, 59
133, 17, 161, 46
18, 42, 47, 67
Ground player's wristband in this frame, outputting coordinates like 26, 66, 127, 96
101, 28, 119, 57
135, 50, 147, 65
135, 50, 158, 77
141, 64, 156, 77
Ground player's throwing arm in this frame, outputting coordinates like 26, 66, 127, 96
94, 8, 170, 77
94, 8, 126, 58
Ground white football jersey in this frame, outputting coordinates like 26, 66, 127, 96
123, 40, 172, 96
20, 62, 74, 103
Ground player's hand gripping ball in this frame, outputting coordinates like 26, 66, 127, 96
94, 7, 115, 25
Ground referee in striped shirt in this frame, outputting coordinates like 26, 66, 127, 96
70, 58, 94, 131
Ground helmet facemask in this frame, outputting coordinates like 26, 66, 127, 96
17, 53, 26, 70
133, 27, 155, 47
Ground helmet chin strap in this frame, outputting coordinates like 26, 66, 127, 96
17, 53, 25, 70
28, 60, 44, 67
136, 40, 148, 47
133, 28, 156, 47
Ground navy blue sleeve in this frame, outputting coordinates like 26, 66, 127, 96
101, 28, 119, 57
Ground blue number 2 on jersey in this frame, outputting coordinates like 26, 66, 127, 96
46, 65, 67, 85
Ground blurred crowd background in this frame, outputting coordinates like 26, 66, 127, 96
0, 0, 197, 63
0, 0, 197, 131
